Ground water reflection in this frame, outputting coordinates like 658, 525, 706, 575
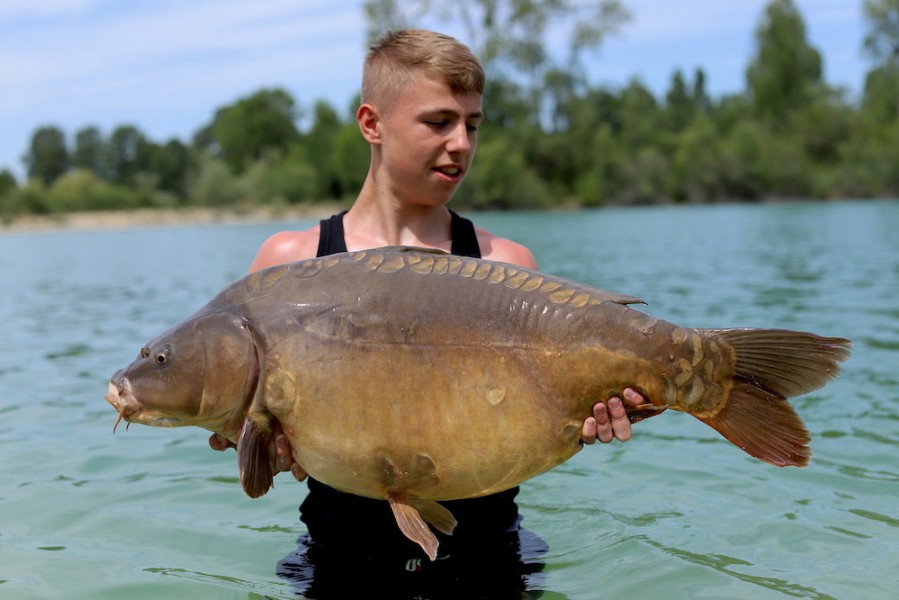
276, 529, 549, 599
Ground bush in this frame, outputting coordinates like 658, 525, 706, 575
48, 169, 145, 212
187, 156, 242, 207
242, 149, 319, 205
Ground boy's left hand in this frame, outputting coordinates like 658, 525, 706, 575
582, 388, 646, 444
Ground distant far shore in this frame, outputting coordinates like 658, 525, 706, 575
0, 204, 347, 234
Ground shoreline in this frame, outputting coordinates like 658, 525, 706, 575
0, 204, 346, 234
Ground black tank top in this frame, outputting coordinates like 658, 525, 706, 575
315, 209, 483, 258
301, 210, 521, 557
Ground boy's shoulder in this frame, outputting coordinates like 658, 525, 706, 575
249, 227, 321, 272
473, 227, 537, 269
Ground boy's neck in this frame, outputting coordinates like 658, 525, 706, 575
343, 188, 453, 251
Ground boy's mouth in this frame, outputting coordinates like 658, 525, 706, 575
434, 165, 464, 180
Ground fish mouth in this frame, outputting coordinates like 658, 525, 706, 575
105, 376, 141, 433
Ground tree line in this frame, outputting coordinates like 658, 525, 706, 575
2, 0, 897, 223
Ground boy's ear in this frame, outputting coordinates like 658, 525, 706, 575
357, 103, 381, 144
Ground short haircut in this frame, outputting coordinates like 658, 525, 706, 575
361, 29, 485, 110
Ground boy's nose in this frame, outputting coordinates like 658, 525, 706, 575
446, 123, 473, 153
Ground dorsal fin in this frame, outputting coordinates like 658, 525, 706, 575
384, 245, 450, 255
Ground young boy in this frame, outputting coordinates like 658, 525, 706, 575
213, 29, 646, 591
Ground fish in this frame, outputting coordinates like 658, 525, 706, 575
105, 246, 851, 560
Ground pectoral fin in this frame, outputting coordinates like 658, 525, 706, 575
236, 414, 274, 498
388, 493, 448, 561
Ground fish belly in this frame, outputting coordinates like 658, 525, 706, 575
273, 342, 591, 501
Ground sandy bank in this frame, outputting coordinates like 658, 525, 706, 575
0, 204, 345, 234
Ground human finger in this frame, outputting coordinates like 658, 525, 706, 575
594, 400, 615, 443
621, 387, 645, 408
274, 434, 292, 473
581, 416, 598, 445
607, 396, 632, 441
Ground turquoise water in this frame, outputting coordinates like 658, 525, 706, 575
1, 200, 896, 599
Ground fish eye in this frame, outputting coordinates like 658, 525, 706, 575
153, 344, 172, 365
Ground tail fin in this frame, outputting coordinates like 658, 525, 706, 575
698, 329, 851, 467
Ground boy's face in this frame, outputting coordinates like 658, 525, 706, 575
375, 74, 483, 207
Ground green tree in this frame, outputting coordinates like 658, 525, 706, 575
362, 0, 631, 123
107, 125, 152, 186
0, 168, 18, 222
861, 0, 899, 120
835, 119, 899, 196
711, 94, 752, 136
0, 169, 16, 197
664, 68, 711, 132
746, 0, 823, 122
574, 122, 627, 206
863, 0, 899, 62
616, 78, 662, 151
527, 87, 618, 200
2, 181, 51, 217
790, 91, 852, 165
692, 68, 712, 114
713, 120, 767, 199
188, 155, 242, 207
243, 147, 319, 205
480, 77, 532, 132
149, 138, 192, 199
72, 126, 106, 177
455, 135, 545, 209
304, 100, 345, 198
838, 0, 899, 199
670, 116, 726, 202
665, 70, 693, 132
24, 125, 69, 185
206, 88, 300, 173
48, 169, 145, 212
363, 0, 630, 73
331, 122, 370, 199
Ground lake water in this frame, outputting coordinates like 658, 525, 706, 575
1, 200, 897, 599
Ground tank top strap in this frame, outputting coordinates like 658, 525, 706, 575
316, 211, 349, 257
448, 210, 481, 258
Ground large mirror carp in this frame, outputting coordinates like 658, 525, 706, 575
105, 246, 851, 560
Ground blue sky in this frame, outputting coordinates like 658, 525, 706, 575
0, 0, 868, 182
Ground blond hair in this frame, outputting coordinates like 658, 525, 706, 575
361, 29, 485, 110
